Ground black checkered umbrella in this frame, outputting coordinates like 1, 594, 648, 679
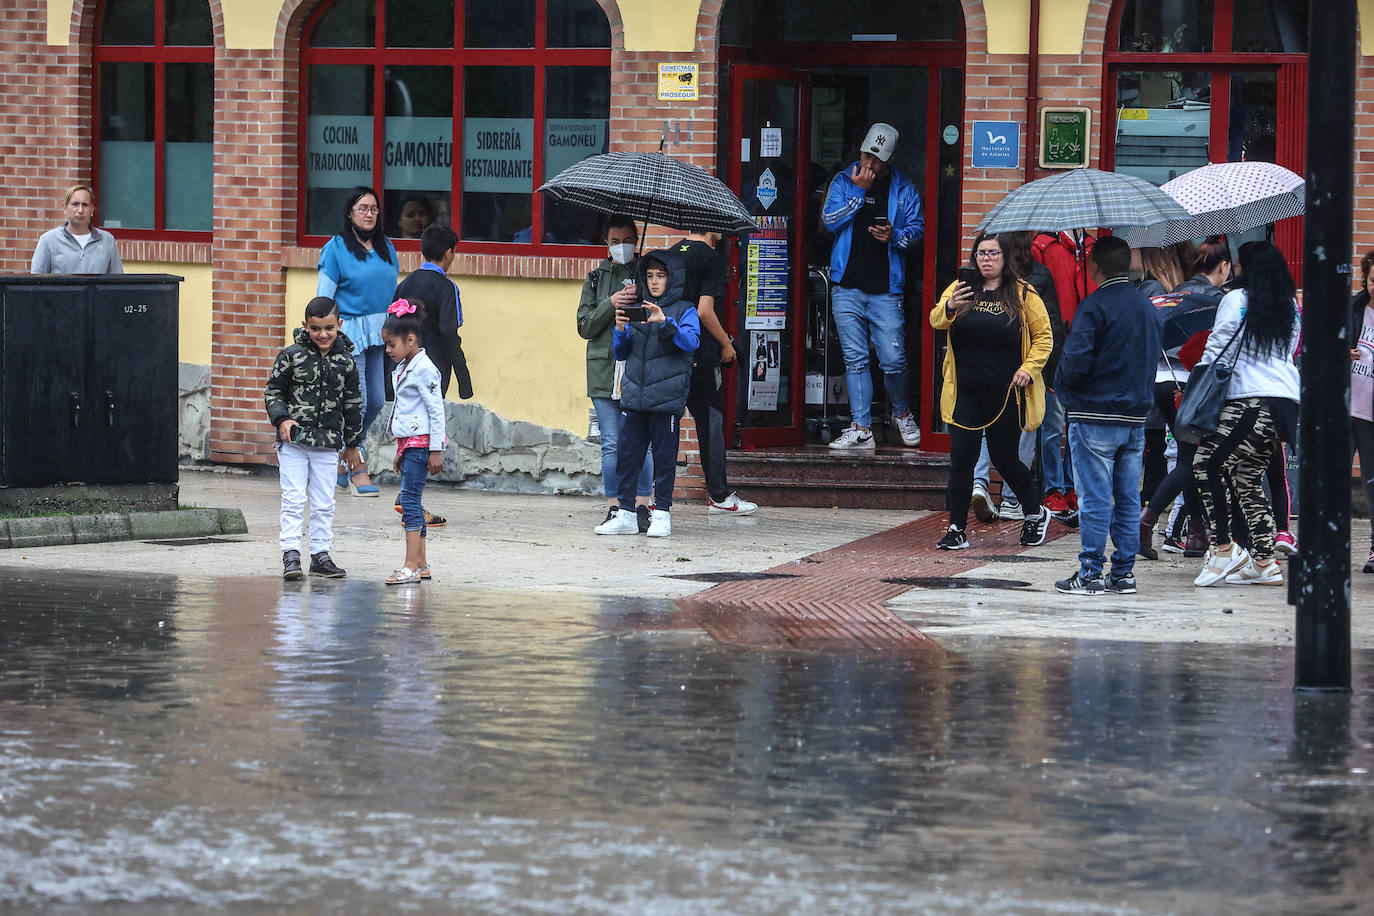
975, 167, 1192, 234
538, 151, 756, 236
1124, 161, 1305, 248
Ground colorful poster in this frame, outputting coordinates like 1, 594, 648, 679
657, 64, 699, 100
747, 330, 781, 411
744, 215, 788, 330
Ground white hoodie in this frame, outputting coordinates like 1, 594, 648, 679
1202, 289, 1300, 403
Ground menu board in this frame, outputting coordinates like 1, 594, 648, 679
745, 215, 788, 330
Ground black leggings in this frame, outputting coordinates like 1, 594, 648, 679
1147, 381, 1206, 522
1355, 417, 1374, 547
948, 408, 1040, 530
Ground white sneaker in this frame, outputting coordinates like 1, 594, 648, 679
893, 410, 921, 447
828, 423, 875, 450
971, 484, 999, 522
646, 508, 672, 537
1194, 543, 1251, 587
1225, 558, 1284, 586
594, 508, 639, 535
709, 492, 758, 516
998, 500, 1025, 521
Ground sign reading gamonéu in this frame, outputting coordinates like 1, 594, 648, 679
1039, 107, 1092, 169
305, 116, 607, 192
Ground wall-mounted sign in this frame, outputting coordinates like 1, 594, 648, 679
1039, 107, 1092, 170
971, 120, 1019, 169
942, 124, 960, 145
756, 168, 777, 210
657, 63, 699, 101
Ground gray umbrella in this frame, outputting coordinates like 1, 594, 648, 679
976, 167, 1192, 234
538, 151, 756, 236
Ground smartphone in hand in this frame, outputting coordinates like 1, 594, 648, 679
620, 305, 650, 322
957, 266, 981, 291
872, 215, 890, 227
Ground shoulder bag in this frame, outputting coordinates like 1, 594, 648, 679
1174, 322, 1245, 445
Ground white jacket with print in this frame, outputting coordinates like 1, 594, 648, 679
388, 349, 447, 448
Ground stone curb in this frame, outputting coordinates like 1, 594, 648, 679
0, 508, 248, 549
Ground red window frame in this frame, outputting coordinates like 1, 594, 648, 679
92, 0, 214, 242
298, 0, 611, 256
1101, 0, 1307, 276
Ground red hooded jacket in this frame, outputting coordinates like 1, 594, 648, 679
1032, 231, 1097, 325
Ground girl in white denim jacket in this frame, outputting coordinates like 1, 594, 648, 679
382, 298, 446, 585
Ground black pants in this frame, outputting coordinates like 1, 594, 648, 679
685, 364, 731, 502
1147, 381, 1206, 522
948, 408, 1040, 530
617, 409, 681, 511
1355, 417, 1374, 547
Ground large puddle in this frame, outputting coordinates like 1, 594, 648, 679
1, 568, 1372, 913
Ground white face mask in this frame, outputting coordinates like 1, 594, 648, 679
609, 242, 635, 265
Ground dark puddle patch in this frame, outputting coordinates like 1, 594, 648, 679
883, 576, 1032, 590
144, 537, 248, 546
962, 554, 1058, 564
665, 572, 800, 583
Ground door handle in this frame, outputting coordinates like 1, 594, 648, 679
105, 390, 116, 427
70, 390, 81, 428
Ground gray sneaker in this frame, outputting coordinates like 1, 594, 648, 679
893, 410, 921, 447
828, 423, 875, 450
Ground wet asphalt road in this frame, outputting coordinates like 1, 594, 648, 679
1, 568, 1372, 914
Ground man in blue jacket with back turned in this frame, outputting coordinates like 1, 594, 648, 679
821, 122, 925, 451
1053, 235, 1162, 597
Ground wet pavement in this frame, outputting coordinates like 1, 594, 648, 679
2, 569, 1372, 913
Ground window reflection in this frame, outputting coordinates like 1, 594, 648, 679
1114, 71, 1211, 186
383, 66, 453, 239
462, 67, 534, 243
1117, 0, 1214, 52
1232, 0, 1308, 52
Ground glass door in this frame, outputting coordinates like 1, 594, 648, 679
726, 65, 810, 448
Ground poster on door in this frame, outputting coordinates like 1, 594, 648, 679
747, 330, 781, 411
745, 215, 788, 330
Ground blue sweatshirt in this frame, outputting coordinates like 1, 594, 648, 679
1055, 276, 1162, 426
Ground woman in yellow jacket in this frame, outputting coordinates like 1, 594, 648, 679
930, 231, 1055, 550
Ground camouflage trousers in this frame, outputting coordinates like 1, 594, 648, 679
1192, 397, 1281, 562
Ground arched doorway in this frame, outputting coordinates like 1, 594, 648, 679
716, 0, 966, 450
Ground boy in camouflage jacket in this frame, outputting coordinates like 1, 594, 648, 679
264, 296, 364, 580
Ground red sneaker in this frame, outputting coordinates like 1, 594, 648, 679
1042, 490, 1071, 513
1066, 489, 1079, 510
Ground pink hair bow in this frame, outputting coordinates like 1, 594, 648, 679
388, 298, 416, 316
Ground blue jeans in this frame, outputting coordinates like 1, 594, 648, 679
591, 397, 652, 500
1068, 422, 1144, 578
830, 286, 910, 429
356, 345, 387, 440
398, 447, 430, 535
1041, 389, 1073, 493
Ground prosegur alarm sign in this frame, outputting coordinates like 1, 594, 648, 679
658, 64, 699, 101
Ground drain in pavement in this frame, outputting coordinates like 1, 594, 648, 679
665, 572, 800, 583
883, 576, 1032, 590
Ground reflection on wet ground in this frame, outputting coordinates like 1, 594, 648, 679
1, 568, 1372, 913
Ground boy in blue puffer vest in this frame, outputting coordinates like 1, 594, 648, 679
594, 251, 700, 538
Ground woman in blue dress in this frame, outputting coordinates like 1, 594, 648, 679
316, 186, 399, 496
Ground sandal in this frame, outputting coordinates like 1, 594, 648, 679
385, 567, 422, 586
348, 469, 379, 497
416, 565, 432, 580
394, 508, 447, 528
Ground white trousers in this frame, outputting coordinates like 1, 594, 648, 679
278, 443, 339, 554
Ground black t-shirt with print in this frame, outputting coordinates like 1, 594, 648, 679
950, 287, 1024, 427
838, 172, 892, 295
673, 238, 729, 367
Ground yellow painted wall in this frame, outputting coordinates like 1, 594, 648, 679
984, 0, 1090, 55
126, 260, 213, 366
283, 268, 589, 435
620, 0, 703, 52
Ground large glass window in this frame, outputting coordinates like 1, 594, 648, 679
723, 0, 959, 45
94, 0, 214, 235
302, 0, 610, 250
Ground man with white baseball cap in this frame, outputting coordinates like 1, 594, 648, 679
821, 122, 925, 450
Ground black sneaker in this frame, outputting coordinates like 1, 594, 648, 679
636, 505, 652, 534
282, 549, 303, 581
1106, 573, 1137, 594
1055, 570, 1105, 595
309, 551, 347, 578
1363, 548, 1374, 574
936, 526, 969, 550
1052, 508, 1080, 529
1020, 508, 1051, 546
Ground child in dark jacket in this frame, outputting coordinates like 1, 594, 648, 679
593, 251, 700, 538
264, 296, 364, 580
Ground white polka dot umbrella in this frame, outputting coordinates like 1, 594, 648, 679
1123, 161, 1305, 248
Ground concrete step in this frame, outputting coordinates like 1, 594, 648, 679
725, 446, 948, 509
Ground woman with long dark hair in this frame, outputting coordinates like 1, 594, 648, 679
317, 186, 399, 496
931, 232, 1054, 550
1350, 250, 1374, 574
1191, 241, 1300, 587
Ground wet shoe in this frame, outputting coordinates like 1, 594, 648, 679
1194, 543, 1250, 587
1106, 573, 1137, 594
282, 549, 303, 581
709, 492, 759, 516
636, 504, 651, 533
971, 484, 998, 523
309, 551, 347, 578
1055, 570, 1105, 596
1042, 490, 1071, 513
998, 500, 1025, 521
1274, 530, 1297, 557
1020, 508, 1051, 546
595, 508, 639, 535
1226, 558, 1284, 586
646, 508, 672, 538
893, 410, 921, 447
1138, 508, 1159, 560
937, 526, 969, 550
828, 423, 875, 450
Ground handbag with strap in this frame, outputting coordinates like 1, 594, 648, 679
1174, 322, 1245, 445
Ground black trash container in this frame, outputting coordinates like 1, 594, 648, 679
0, 274, 182, 487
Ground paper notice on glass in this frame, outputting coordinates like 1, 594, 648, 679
744, 215, 787, 330
760, 127, 782, 158
746, 330, 781, 411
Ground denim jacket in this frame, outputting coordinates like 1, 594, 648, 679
387, 349, 447, 449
